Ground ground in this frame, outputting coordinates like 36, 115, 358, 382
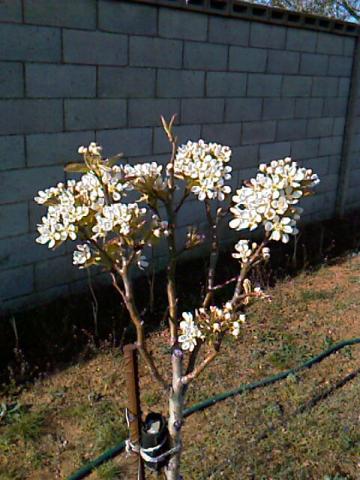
0, 253, 360, 480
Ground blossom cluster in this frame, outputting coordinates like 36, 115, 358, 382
230, 157, 319, 243
35, 143, 169, 270
232, 240, 270, 265
173, 140, 232, 201
178, 303, 245, 351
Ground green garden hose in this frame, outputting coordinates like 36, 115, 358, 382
67, 337, 360, 480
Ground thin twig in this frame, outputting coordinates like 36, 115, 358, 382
111, 272, 168, 391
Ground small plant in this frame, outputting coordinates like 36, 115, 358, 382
95, 462, 125, 480
34, 115, 319, 479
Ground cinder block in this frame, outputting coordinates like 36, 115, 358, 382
301, 189, 335, 214
259, 142, 290, 161
231, 145, 259, 170
0, 62, 23, 97
247, 74, 282, 97
99, 67, 156, 98
27, 131, 95, 167
129, 99, 179, 127
154, 124, 201, 153
286, 29, 317, 53
0, 165, 65, 203
343, 37, 355, 56
184, 42, 227, 71
0, 135, 25, 171
159, 9, 207, 41
98, 0, 157, 35
312, 77, 339, 97
263, 98, 295, 120
0, 24, 60, 62
130, 37, 182, 69
237, 166, 258, 182
3, 283, 70, 314
0, 231, 65, 271
346, 186, 360, 205
201, 123, 241, 146
225, 98, 262, 122
307, 118, 334, 138
327, 55, 353, 77
268, 50, 300, 74
338, 78, 350, 97
350, 153, 360, 169
242, 121, 276, 145
0, 266, 33, 301
295, 98, 323, 118
0, 100, 63, 135
322, 98, 348, 117
158, 70, 205, 98
250, 23, 286, 49
26, 64, 96, 98
229, 46, 267, 72
277, 119, 307, 141
209, 17, 249, 46
35, 254, 85, 290
96, 128, 153, 157
0, 203, 29, 239
0, 0, 21, 22
176, 198, 206, 228
24, 0, 96, 29
282, 76, 312, 97
181, 98, 224, 124
350, 133, 360, 153
206, 72, 246, 97
291, 138, 319, 160
317, 32, 343, 55
65, 99, 126, 131
300, 53, 328, 76
327, 155, 341, 174
315, 174, 338, 194
319, 136, 343, 156
63, 30, 127, 66
333, 117, 345, 136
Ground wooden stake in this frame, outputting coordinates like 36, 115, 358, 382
124, 344, 145, 480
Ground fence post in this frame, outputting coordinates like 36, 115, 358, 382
124, 344, 145, 480
336, 33, 360, 217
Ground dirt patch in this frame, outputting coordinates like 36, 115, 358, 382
1, 253, 360, 479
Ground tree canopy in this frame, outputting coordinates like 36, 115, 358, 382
251, 1, 360, 22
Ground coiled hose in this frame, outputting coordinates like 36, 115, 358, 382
67, 337, 360, 480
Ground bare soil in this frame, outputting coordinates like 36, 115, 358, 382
1, 252, 360, 480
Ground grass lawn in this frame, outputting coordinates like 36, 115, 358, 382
0, 253, 359, 480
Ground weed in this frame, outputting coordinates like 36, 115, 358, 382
95, 462, 125, 480
299, 289, 335, 302
143, 391, 161, 408
91, 402, 127, 452
0, 406, 45, 445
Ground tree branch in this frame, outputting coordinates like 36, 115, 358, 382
111, 271, 168, 391
181, 334, 224, 385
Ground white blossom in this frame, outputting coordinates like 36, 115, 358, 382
232, 239, 252, 263
172, 140, 232, 201
230, 157, 319, 242
262, 247, 271, 261
178, 312, 204, 352
92, 203, 146, 239
73, 244, 91, 267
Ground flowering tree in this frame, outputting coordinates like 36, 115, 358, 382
34, 116, 319, 479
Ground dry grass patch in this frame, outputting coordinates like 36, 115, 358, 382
1, 255, 360, 479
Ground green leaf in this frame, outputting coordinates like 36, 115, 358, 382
64, 162, 89, 173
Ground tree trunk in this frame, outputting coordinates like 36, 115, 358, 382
164, 348, 184, 480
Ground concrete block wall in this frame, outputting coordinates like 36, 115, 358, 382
0, 0, 358, 314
